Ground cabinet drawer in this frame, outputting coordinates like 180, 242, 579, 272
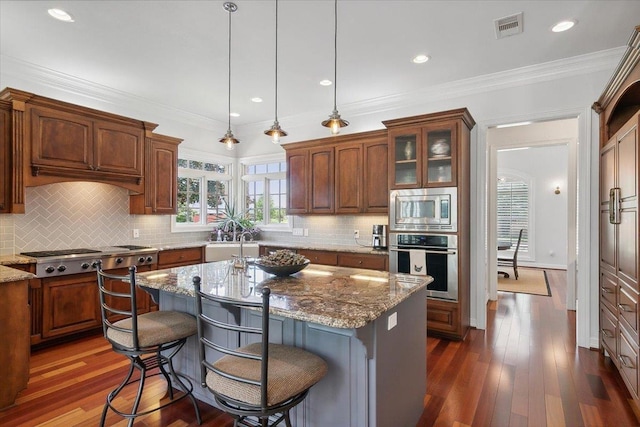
619, 283, 639, 339
619, 328, 639, 398
338, 253, 387, 270
158, 247, 203, 267
427, 299, 459, 335
297, 249, 338, 266
600, 303, 618, 359
600, 270, 617, 311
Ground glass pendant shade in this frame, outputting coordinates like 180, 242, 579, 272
322, 0, 348, 134
220, 2, 239, 150
264, 120, 288, 144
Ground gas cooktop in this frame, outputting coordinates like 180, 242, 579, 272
21, 248, 101, 257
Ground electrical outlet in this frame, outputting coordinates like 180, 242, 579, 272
292, 228, 303, 236
353, 229, 360, 239
132, 229, 140, 238
387, 312, 397, 330
303, 228, 309, 236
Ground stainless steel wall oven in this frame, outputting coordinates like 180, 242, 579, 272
389, 233, 458, 301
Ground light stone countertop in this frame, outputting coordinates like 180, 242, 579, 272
0, 255, 35, 266
135, 261, 430, 329
0, 265, 34, 283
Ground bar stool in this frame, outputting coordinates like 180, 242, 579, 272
96, 262, 202, 426
193, 276, 328, 427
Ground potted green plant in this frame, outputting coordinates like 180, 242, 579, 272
214, 198, 259, 241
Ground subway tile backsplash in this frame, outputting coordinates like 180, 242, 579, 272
0, 182, 388, 256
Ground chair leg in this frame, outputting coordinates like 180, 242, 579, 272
100, 357, 137, 426
284, 410, 293, 427
514, 266, 519, 280
127, 358, 147, 427
165, 351, 202, 424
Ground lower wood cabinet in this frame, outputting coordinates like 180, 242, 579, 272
157, 246, 204, 268
297, 249, 338, 266
260, 246, 388, 272
426, 299, 460, 338
0, 278, 29, 410
338, 253, 387, 270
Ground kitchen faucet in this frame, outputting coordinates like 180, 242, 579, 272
232, 230, 253, 272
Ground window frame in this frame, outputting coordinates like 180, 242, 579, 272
496, 169, 535, 260
240, 153, 291, 232
171, 149, 235, 233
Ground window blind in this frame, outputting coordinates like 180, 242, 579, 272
497, 181, 528, 252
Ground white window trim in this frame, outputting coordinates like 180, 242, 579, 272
171, 149, 234, 233
240, 153, 292, 232
496, 168, 535, 261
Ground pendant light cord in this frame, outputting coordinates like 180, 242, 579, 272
227, 4, 232, 131
333, 0, 338, 112
275, 0, 279, 122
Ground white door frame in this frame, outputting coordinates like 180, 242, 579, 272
473, 107, 594, 349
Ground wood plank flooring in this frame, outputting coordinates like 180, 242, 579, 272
1, 269, 638, 426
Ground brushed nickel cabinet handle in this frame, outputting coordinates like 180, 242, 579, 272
619, 354, 635, 369
601, 328, 614, 338
618, 304, 634, 313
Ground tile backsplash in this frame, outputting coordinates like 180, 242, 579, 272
0, 181, 388, 256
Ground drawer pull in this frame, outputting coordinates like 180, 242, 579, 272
601, 287, 614, 294
601, 328, 614, 338
618, 304, 634, 313
619, 355, 635, 369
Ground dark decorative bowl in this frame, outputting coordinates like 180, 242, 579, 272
254, 259, 310, 277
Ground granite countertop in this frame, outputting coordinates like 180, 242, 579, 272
0, 265, 34, 283
258, 242, 388, 256
0, 255, 35, 266
136, 262, 430, 329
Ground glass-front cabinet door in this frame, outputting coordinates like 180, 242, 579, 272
423, 122, 457, 187
389, 127, 422, 188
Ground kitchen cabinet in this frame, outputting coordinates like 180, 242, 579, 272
41, 272, 102, 340
297, 249, 338, 266
130, 132, 182, 214
29, 105, 144, 185
0, 100, 11, 213
0, 277, 30, 410
285, 129, 388, 215
384, 108, 475, 340
337, 252, 387, 270
593, 24, 640, 413
386, 113, 470, 189
157, 246, 205, 268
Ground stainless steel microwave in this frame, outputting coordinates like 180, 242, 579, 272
389, 187, 457, 232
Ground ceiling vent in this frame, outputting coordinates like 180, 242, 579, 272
494, 12, 523, 39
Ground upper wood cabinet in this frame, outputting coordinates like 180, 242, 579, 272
0, 87, 181, 214
384, 110, 473, 189
284, 129, 388, 215
130, 133, 181, 215
0, 100, 11, 213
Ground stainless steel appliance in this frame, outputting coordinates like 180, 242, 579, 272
389, 187, 457, 232
21, 245, 158, 277
389, 233, 458, 301
371, 224, 387, 249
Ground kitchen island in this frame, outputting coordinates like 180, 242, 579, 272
135, 261, 431, 427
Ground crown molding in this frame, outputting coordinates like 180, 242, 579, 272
1, 47, 625, 136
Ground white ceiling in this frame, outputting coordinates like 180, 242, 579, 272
1, 1, 639, 129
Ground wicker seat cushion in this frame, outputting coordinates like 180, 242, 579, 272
207, 342, 328, 407
107, 311, 197, 349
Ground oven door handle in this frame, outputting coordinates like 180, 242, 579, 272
389, 248, 457, 255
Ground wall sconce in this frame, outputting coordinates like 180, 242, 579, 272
554, 186, 561, 195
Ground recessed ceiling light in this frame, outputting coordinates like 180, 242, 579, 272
412, 54, 430, 64
319, 79, 332, 86
230, 112, 240, 117
551, 19, 577, 33
251, 97, 263, 103
48, 8, 75, 22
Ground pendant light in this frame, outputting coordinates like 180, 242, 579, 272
321, 0, 348, 135
264, 0, 287, 144
219, 2, 239, 151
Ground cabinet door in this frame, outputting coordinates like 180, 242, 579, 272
30, 106, 94, 170
363, 139, 389, 212
338, 253, 387, 270
388, 127, 422, 189
94, 120, 143, 176
286, 149, 308, 214
309, 147, 334, 213
149, 136, 179, 213
617, 119, 638, 288
157, 247, 204, 268
297, 249, 338, 266
42, 274, 101, 338
335, 143, 362, 213
600, 141, 617, 273
0, 104, 9, 212
423, 121, 457, 187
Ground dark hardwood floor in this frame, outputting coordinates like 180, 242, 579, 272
1, 269, 638, 426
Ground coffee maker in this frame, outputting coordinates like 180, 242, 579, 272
372, 224, 387, 249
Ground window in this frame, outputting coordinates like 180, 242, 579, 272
497, 178, 529, 253
173, 156, 232, 231
242, 159, 288, 229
